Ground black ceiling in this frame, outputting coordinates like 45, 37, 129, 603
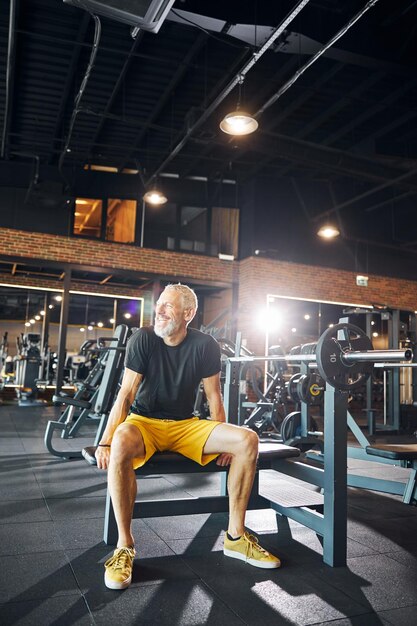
1, 0, 417, 253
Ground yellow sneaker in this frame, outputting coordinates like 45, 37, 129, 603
104, 546, 136, 589
223, 531, 281, 569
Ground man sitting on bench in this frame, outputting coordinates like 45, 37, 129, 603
96, 283, 281, 590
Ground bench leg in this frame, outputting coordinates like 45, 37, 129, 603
103, 489, 118, 545
403, 468, 417, 504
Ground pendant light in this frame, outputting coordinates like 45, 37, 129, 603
220, 75, 258, 136
317, 224, 340, 239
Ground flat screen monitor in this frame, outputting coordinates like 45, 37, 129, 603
63, 0, 175, 33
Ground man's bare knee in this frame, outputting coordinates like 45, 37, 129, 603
110, 423, 144, 462
235, 428, 259, 461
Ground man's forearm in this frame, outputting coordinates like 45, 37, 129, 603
99, 394, 133, 444
209, 397, 226, 422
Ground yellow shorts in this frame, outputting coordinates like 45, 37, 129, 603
124, 414, 223, 470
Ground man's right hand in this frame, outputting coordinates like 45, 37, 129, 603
95, 445, 111, 470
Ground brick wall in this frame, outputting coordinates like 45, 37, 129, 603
3, 228, 417, 356
237, 257, 417, 354
0, 227, 234, 284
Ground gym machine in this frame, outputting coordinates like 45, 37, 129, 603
223, 322, 412, 566
44, 324, 130, 459
14, 332, 45, 406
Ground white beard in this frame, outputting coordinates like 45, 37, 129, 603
154, 318, 178, 338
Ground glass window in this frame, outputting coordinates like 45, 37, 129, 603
211, 207, 239, 258
106, 199, 137, 244
144, 202, 176, 250
180, 206, 207, 253
73, 198, 102, 238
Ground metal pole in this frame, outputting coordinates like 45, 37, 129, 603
55, 270, 71, 395
323, 385, 348, 566
112, 298, 117, 332
140, 198, 146, 247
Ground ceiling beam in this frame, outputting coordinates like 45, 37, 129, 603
47, 13, 91, 165
146, 0, 313, 185
85, 32, 145, 165
321, 74, 417, 147
117, 31, 209, 173
1, 0, 18, 160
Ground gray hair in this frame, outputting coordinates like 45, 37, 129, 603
164, 283, 198, 310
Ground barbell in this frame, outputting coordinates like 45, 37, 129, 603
229, 322, 412, 391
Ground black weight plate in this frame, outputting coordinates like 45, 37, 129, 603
287, 373, 302, 403
280, 411, 318, 444
316, 323, 373, 391
297, 372, 324, 405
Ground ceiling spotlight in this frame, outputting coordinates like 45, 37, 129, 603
317, 224, 340, 239
143, 189, 167, 205
220, 111, 258, 136
220, 74, 258, 136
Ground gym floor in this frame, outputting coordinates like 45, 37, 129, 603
1, 404, 417, 626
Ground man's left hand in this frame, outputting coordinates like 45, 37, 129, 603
216, 452, 233, 466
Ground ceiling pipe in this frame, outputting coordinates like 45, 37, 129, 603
145, 0, 312, 187
255, 0, 380, 118
1, 0, 17, 159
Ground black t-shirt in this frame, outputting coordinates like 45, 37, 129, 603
125, 326, 221, 420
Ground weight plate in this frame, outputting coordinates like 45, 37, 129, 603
280, 411, 318, 444
316, 323, 373, 391
287, 373, 302, 403
297, 372, 324, 405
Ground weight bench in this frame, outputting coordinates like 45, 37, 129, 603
366, 443, 417, 504
82, 442, 301, 545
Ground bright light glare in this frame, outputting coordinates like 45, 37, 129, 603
317, 224, 340, 239
372, 331, 379, 337
124, 313, 132, 319
109, 318, 115, 324
143, 190, 167, 205
291, 327, 297, 333
304, 314, 310, 320
220, 111, 258, 136
55, 295, 62, 302
97, 322, 104, 328
79, 327, 85, 332
257, 309, 282, 333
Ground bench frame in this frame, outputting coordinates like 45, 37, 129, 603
103, 444, 300, 545
347, 411, 417, 504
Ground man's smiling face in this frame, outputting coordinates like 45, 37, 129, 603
154, 288, 186, 339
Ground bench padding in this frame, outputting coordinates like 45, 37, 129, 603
366, 443, 417, 461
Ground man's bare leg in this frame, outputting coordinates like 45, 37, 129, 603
203, 423, 281, 568
108, 423, 145, 548
203, 423, 258, 537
